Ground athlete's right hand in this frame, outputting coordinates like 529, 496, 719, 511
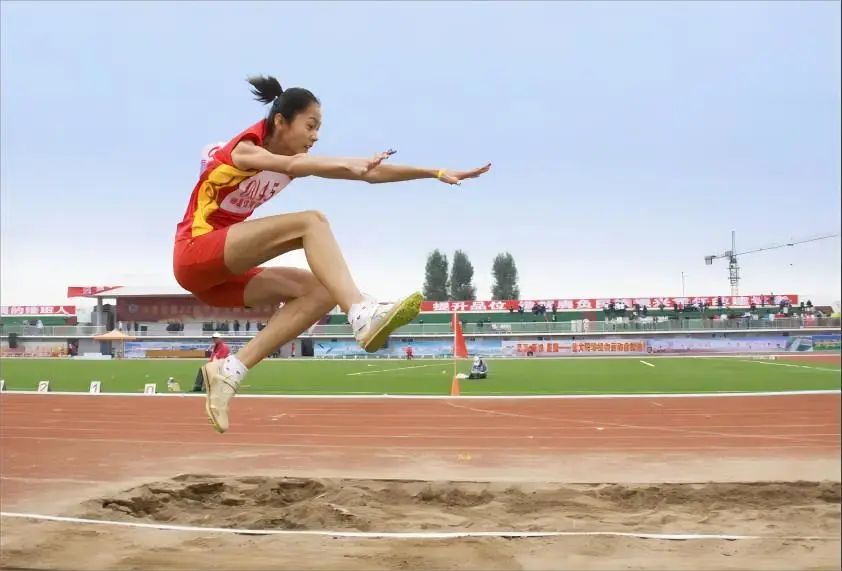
345, 149, 396, 176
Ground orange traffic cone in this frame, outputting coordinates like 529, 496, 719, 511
452, 313, 468, 359
450, 375, 461, 396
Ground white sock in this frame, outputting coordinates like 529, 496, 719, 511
348, 302, 364, 324
221, 355, 248, 383
348, 296, 375, 327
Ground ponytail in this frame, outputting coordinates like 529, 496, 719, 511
247, 75, 283, 104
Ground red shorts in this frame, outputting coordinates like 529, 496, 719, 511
173, 228, 263, 307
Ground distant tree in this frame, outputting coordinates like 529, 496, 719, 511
449, 250, 477, 301
423, 249, 449, 301
491, 252, 520, 300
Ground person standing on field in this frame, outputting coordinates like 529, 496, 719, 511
192, 333, 232, 392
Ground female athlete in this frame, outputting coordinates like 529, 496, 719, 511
173, 75, 491, 433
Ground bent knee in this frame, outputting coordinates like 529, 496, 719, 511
276, 269, 333, 305
295, 272, 334, 308
307, 279, 334, 306
302, 209, 329, 226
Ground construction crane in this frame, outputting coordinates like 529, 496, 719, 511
704, 231, 840, 296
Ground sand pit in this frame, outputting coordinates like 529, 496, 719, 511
2, 393, 838, 569
81, 475, 841, 534
2, 475, 840, 570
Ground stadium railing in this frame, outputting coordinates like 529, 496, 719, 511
305, 317, 841, 336
0, 325, 107, 337
0, 318, 839, 339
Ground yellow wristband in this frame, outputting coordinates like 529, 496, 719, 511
436, 169, 446, 180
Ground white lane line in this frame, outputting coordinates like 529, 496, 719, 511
1, 390, 839, 399
0, 512, 836, 541
346, 364, 440, 376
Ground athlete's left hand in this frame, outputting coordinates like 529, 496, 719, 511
437, 163, 492, 186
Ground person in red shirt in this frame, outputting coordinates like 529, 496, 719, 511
176, 75, 490, 433
209, 332, 231, 361
192, 333, 231, 392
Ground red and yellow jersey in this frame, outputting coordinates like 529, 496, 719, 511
175, 121, 293, 241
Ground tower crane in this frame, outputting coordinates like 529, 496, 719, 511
704, 231, 840, 296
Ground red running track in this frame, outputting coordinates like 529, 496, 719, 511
0, 393, 839, 510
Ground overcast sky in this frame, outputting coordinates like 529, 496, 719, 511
1, 1, 839, 308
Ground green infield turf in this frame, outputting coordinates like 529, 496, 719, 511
0, 356, 839, 395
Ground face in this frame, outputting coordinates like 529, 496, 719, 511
269, 102, 322, 155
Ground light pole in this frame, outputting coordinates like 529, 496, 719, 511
681, 272, 686, 298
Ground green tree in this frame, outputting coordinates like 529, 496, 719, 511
423, 249, 449, 301
449, 250, 477, 301
491, 252, 520, 300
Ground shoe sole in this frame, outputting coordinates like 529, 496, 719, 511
362, 292, 424, 353
201, 365, 225, 434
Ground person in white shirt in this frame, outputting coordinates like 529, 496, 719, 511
469, 356, 488, 379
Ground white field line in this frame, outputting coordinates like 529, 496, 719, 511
738, 359, 841, 373
0, 512, 836, 541
346, 364, 441, 376
0, 390, 839, 400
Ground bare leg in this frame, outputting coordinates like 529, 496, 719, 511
234, 267, 335, 368
224, 211, 363, 313
200, 266, 337, 434
201, 219, 421, 433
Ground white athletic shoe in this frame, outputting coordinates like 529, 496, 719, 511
349, 292, 424, 353
201, 360, 240, 433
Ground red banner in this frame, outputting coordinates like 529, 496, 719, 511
116, 296, 283, 322
420, 295, 798, 313
67, 286, 123, 297
0, 305, 77, 316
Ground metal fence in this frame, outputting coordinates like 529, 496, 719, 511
0, 325, 107, 337
1, 317, 838, 339
306, 317, 841, 337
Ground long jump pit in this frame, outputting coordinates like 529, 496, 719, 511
1, 391, 839, 570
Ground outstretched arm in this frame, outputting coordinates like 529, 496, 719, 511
359, 162, 492, 185
232, 141, 491, 186
231, 141, 394, 179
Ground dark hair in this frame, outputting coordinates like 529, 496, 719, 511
247, 75, 320, 134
